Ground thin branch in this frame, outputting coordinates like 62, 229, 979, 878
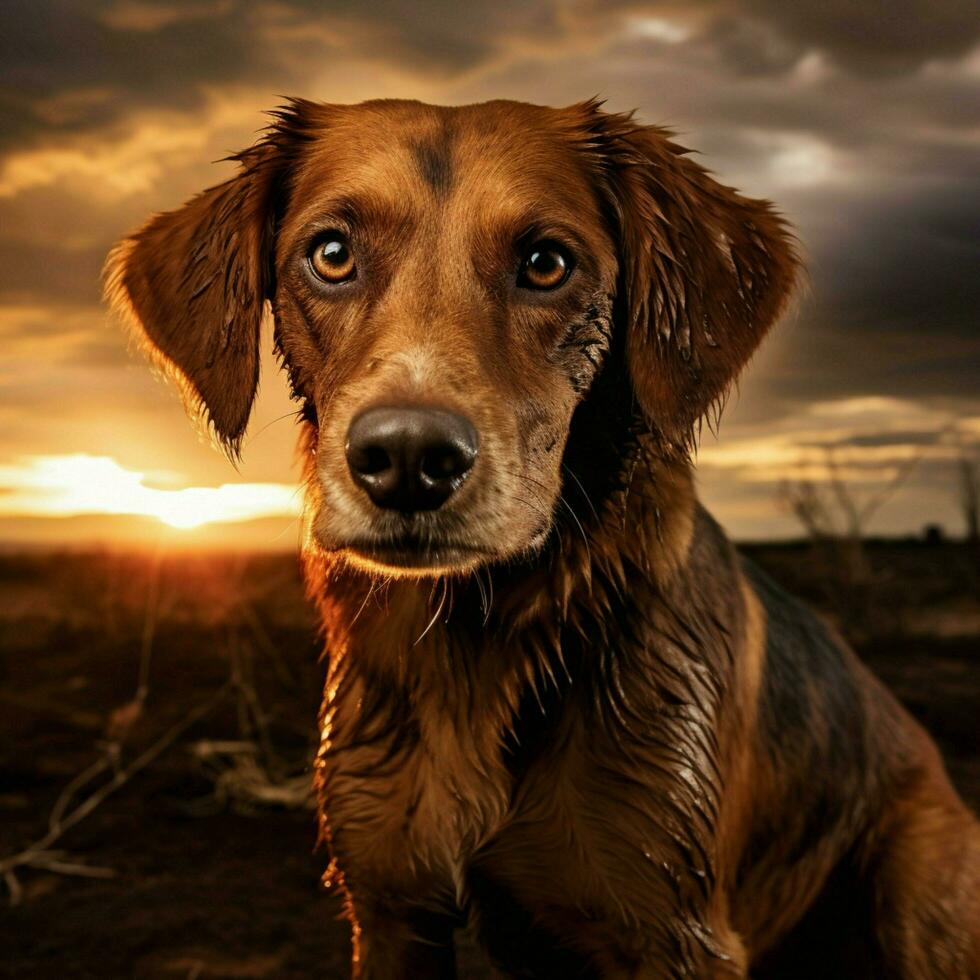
0, 684, 231, 904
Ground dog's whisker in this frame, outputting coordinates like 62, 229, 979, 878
558, 492, 592, 567
244, 408, 304, 449
562, 463, 600, 521
348, 576, 382, 630
414, 576, 448, 646
473, 568, 488, 621
477, 565, 494, 626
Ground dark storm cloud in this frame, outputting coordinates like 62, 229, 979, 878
692, 63, 980, 161
691, 0, 980, 78
0, 0, 265, 148
5, 0, 978, 151
745, 0, 980, 74
833, 431, 964, 449
813, 183, 980, 340
762, 174, 980, 407
0, 0, 556, 151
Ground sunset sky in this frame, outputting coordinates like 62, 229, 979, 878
1, 0, 978, 547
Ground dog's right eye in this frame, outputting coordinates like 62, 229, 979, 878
517, 241, 572, 291
309, 235, 356, 284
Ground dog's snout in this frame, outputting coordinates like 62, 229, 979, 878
345, 406, 479, 512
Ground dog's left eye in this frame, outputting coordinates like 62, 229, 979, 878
517, 242, 572, 291
309, 235, 356, 284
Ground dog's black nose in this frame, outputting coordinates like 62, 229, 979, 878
345, 406, 479, 512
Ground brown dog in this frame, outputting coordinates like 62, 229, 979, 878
107, 99, 979, 978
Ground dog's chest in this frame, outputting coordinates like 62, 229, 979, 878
319, 663, 512, 896
467, 708, 726, 972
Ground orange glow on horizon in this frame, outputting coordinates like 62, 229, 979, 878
0, 454, 300, 530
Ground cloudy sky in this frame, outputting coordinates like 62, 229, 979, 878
1, 0, 978, 547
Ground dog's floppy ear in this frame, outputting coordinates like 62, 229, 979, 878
105, 134, 290, 456
578, 102, 800, 449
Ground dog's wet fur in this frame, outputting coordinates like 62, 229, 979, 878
107, 98, 979, 978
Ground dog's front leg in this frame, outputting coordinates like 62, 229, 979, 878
349, 902, 458, 980
869, 762, 980, 979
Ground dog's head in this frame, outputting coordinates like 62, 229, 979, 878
107, 99, 797, 576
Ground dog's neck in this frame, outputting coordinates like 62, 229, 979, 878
303, 438, 696, 690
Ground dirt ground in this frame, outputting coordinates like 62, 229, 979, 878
1, 542, 977, 979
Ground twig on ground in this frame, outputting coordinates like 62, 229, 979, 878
0, 684, 231, 905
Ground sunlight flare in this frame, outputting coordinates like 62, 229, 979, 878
0, 454, 300, 529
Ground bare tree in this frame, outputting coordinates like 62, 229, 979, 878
778, 443, 925, 634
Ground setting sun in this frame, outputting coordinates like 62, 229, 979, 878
0, 454, 300, 530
